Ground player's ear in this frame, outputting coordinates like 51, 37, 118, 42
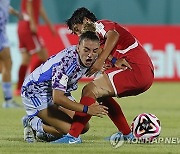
77, 44, 80, 52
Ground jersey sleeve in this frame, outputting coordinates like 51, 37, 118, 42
51, 65, 69, 92
95, 20, 116, 38
51, 50, 75, 92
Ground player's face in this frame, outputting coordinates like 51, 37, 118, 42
77, 39, 99, 67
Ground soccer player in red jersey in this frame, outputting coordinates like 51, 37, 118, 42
15, 0, 56, 95
53, 7, 154, 144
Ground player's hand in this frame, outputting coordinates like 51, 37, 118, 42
114, 58, 132, 70
86, 58, 104, 77
101, 63, 113, 72
87, 102, 108, 117
30, 23, 37, 34
18, 13, 24, 20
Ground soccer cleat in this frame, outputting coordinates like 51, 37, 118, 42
109, 131, 124, 141
52, 134, 82, 144
106, 132, 135, 141
2, 100, 22, 108
22, 115, 36, 143
36, 132, 60, 142
123, 132, 135, 141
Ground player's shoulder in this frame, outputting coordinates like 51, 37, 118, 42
97, 19, 116, 24
63, 45, 77, 56
56, 45, 78, 63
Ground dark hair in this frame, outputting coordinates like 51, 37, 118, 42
79, 31, 99, 44
66, 7, 97, 30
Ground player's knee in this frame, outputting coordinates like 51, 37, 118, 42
3, 58, 12, 70
82, 83, 96, 97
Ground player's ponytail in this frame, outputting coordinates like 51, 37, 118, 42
82, 22, 96, 33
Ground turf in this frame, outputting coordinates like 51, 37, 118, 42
0, 82, 179, 154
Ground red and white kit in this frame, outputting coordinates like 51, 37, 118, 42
95, 20, 154, 97
18, 0, 44, 54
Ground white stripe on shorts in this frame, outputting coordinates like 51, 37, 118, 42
107, 68, 127, 96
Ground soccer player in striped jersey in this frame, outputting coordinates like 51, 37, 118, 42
21, 31, 108, 142
54, 7, 154, 144
0, 0, 22, 108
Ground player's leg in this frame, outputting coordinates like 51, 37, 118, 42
15, 50, 30, 95
30, 47, 49, 72
68, 74, 114, 137
0, 46, 21, 108
53, 74, 115, 143
0, 61, 2, 73
22, 93, 89, 142
15, 28, 34, 95
31, 34, 48, 71
104, 64, 153, 140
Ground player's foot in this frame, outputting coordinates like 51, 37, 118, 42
22, 115, 36, 143
106, 132, 135, 141
51, 133, 82, 144
109, 131, 124, 142
123, 132, 135, 141
36, 132, 60, 142
14, 89, 21, 96
2, 100, 22, 108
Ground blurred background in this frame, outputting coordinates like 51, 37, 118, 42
2, 0, 180, 82
9, 0, 180, 24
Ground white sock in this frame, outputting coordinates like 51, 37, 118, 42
2, 82, 13, 101
30, 116, 45, 133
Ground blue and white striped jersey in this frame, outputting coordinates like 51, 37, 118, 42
22, 45, 88, 102
0, 0, 10, 31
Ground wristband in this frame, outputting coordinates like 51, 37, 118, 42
111, 57, 117, 65
83, 105, 88, 113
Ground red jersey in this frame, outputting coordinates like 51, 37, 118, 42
95, 20, 154, 71
21, 0, 41, 24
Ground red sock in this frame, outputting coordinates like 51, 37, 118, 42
103, 97, 131, 135
69, 96, 95, 137
17, 64, 28, 90
30, 60, 43, 72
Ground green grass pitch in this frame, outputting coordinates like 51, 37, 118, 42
0, 82, 179, 154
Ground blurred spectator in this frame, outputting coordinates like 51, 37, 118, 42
0, 0, 22, 108
15, 0, 56, 96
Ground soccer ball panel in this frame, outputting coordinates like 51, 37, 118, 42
131, 113, 161, 141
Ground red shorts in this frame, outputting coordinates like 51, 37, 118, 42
105, 63, 154, 97
18, 21, 44, 55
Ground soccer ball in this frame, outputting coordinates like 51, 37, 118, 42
131, 113, 161, 142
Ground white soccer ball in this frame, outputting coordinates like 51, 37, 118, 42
131, 113, 161, 142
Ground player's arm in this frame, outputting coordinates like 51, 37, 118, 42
99, 30, 119, 63
86, 30, 119, 76
53, 89, 108, 117
26, 0, 37, 33
107, 55, 132, 70
9, 6, 22, 19
39, 5, 56, 35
